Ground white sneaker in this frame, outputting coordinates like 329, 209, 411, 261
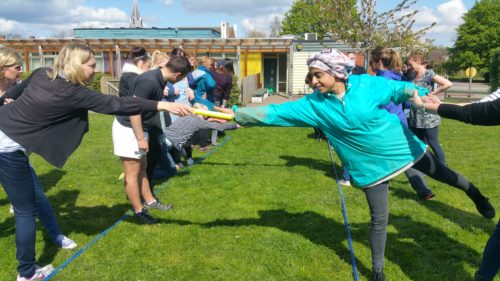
186, 158, 194, 166
9, 204, 14, 215
339, 180, 351, 187
17, 264, 54, 281
55, 234, 77, 250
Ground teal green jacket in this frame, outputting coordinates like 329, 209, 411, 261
235, 74, 429, 187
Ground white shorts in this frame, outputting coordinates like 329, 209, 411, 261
112, 118, 149, 159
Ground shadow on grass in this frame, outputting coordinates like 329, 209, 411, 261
0, 169, 66, 208
280, 155, 342, 177
0, 188, 131, 265
38, 169, 67, 193
190, 155, 342, 178
160, 208, 482, 280
386, 214, 480, 280
173, 209, 371, 278
390, 186, 496, 234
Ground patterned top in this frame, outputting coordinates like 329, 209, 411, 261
408, 69, 441, 128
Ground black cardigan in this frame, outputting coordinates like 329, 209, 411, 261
438, 98, 500, 126
0, 68, 159, 168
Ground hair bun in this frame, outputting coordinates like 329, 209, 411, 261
130, 47, 147, 59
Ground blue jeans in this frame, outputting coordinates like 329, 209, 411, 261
31, 165, 62, 243
0, 151, 37, 277
152, 131, 177, 180
477, 219, 500, 280
341, 164, 350, 181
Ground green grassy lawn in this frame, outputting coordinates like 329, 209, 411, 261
0, 114, 499, 281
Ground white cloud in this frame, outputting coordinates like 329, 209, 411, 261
0, 1, 129, 37
399, 0, 468, 46
69, 6, 128, 24
182, 0, 293, 16
164, 0, 173, 5
0, 18, 18, 34
437, 0, 467, 25
412, 7, 438, 27
241, 13, 283, 36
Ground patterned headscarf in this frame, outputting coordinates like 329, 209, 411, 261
307, 48, 355, 80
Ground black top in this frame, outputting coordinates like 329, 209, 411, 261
116, 68, 165, 131
212, 71, 232, 101
0, 68, 159, 168
438, 98, 500, 126
118, 72, 139, 97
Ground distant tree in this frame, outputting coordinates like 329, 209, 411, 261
269, 16, 282, 38
0, 33, 23, 39
281, 0, 328, 38
247, 29, 266, 38
354, 0, 436, 57
281, 0, 435, 54
489, 48, 500, 92
448, 0, 500, 77
227, 75, 241, 107
50, 30, 74, 39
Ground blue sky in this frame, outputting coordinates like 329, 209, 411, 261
0, 0, 476, 46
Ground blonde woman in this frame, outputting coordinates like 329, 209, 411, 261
150, 50, 169, 69
0, 44, 192, 280
1, 46, 79, 254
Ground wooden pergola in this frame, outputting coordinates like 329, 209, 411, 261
0, 38, 292, 77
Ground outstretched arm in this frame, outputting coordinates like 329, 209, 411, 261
423, 95, 500, 126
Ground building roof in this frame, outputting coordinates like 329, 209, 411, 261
0, 38, 292, 53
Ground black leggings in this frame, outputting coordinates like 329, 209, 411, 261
413, 151, 470, 191
364, 151, 472, 272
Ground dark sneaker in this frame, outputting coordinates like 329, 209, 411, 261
419, 192, 435, 201
473, 196, 496, 219
145, 200, 173, 211
467, 186, 496, 219
372, 270, 385, 281
134, 209, 159, 224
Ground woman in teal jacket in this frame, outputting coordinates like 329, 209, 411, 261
225, 49, 495, 281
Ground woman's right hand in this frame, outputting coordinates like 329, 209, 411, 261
137, 138, 149, 153
158, 102, 193, 116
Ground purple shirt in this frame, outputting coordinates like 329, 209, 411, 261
376, 69, 408, 127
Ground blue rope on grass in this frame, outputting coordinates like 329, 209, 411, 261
326, 139, 359, 281
43, 136, 232, 280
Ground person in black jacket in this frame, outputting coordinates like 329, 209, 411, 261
0, 44, 192, 280
422, 95, 499, 281
113, 55, 193, 224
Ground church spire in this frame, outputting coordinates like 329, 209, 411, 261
129, 0, 143, 28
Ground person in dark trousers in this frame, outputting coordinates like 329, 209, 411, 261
369, 47, 435, 200
423, 95, 499, 281
220, 48, 495, 281
0, 44, 192, 280
113, 55, 193, 224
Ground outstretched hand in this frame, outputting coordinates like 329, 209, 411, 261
159, 102, 193, 116
421, 95, 441, 104
422, 95, 442, 113
214, 106, 234, 115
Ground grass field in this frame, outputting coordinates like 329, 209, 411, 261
0, 114, 499, 281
